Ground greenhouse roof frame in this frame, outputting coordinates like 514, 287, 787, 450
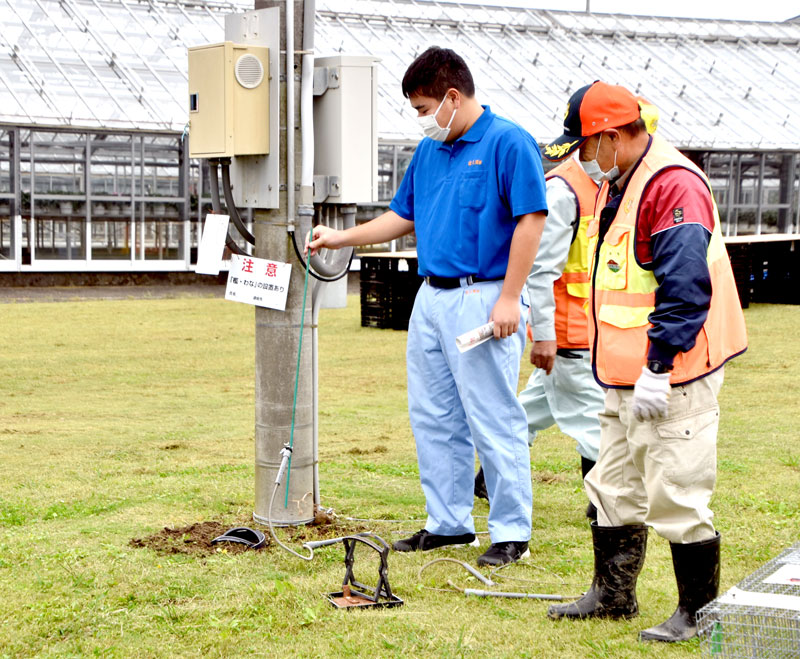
0, 0, 250, 131
0, 0, 799, 150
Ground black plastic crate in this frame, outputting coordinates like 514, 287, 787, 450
359, 255, 421, 330
751, 241, 800, 305
727, 243, 752, 309
360, 299, 394, 329
360, 255, 417, 279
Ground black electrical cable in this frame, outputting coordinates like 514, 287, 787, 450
208, 159, 223, 212
208, 159, 247, 256
209, 158, 349, 277
289, 229, 354, 283
224, 231, 248, 256
220, 161, 256, 245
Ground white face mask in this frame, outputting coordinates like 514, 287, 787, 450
580, 134, 619, 183
418, 95, 457, 142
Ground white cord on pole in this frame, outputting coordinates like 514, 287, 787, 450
267, 481, 314, 561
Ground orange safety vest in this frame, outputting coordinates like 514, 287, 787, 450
587, 135, 747, 387
545, 159, 598, 349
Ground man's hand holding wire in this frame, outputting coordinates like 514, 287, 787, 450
306, 225, 344, 256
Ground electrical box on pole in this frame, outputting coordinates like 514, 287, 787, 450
224, 9, 281, 210
187, 42, 270, 158
312, 55, 379, 309
313, 56, 379, 205
187, 7, 280, 208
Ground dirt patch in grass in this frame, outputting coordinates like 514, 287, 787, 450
532, 472, 567, 484
130, 516, 370, 557
346, 445, 388, 455
130, 521, 257, 556
283, 520, 370, 544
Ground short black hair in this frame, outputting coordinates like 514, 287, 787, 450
401, 47, 475, 99
618, 117, 647, 137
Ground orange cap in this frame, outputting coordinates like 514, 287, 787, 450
543, 81, 642, 161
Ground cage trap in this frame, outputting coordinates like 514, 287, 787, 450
326, 533, 403, 609
697, 540, 800, 657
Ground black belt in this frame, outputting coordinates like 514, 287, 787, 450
556, 348, 588, 359
424, 275, 503, 289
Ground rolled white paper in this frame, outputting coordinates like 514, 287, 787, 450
456, 322, 495, 353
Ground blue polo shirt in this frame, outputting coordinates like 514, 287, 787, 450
390, 106, 547, 279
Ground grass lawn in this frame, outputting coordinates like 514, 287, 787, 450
0, 293, 797, 657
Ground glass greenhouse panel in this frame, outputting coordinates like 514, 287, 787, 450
31, 216, 86, 261
0, 216, 11, 261
90, 219, 133, 261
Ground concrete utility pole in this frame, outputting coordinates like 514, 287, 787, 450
252, 0, 315, 526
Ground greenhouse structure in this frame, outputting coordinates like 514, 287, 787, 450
1, 0, 799, 278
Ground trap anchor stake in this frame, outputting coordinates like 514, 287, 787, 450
325, 533, 403, 609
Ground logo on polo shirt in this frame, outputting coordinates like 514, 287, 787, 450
468, 159, 483, 166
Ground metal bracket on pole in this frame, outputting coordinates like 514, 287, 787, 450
313, 175, 341, 203
313, 66, 340, 96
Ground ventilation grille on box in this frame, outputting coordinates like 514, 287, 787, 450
235, 54, 264, 89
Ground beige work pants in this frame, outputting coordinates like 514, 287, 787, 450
584, 368, 724, 544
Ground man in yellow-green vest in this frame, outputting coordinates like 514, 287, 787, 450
543, 81, 747, 644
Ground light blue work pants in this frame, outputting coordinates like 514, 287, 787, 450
518, 350, 603, 462
406, 280, 532, 543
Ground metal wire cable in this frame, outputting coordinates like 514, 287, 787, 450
417, 556, 583, 600
289, 228, 353, 282
418, 558, 495, 588
489, 560, 569, 587
267, 480, 313, 562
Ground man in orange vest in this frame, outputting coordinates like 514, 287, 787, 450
543, 81, 747, 644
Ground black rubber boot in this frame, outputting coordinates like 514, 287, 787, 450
581, 457, 598, 520
548, 522, 648, 620
474, 467, 489, 501
639, 532, 721, 643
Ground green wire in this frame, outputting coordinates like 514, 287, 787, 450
285, 229, 313, 507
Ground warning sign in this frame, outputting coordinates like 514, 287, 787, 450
225, 254, 292, 310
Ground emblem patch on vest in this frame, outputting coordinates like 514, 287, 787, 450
673, 207, 684, 223
607, 259, 621, 273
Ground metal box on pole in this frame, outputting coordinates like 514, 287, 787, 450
187, 42, 270, 158
224, 9, 281, 210
313, 55, 379, 205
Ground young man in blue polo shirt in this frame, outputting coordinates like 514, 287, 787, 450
308, 47, 548, 566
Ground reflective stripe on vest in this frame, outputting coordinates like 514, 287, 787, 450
545, 159, 598, 349
587, 135, 748, 387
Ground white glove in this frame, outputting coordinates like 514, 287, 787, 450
631, 366, 672, 422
